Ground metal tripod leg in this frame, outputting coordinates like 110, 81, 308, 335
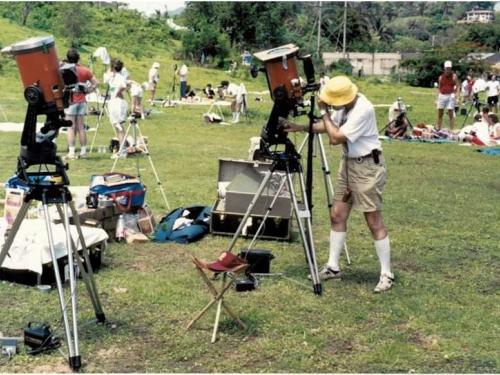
41, 196, 80, 369
226, 169, 275, 252
133, 124, 170, 210
60, 197, 81, 369
55, 203, 105, 323
89, 102, 115, 154
111, 120, 170, 210
284, 164, 322, 295
316, 135, 351, 265
247, 173, 288, 250
111, 121, 134, 171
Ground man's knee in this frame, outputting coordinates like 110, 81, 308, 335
365, 212, 386, 234
330, 208, 348, 226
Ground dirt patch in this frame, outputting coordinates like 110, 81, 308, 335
118, 245, 190, 274
408, 331, 440, 349
32, 358, 71, 373
324, 338, 355, 355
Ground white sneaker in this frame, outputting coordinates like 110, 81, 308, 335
64, 153, 78, 160
308, 266, 342, 281
110, 153, 127, 159
374, 273, 394, 293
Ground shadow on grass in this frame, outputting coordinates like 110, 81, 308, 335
218, 314, 260, 337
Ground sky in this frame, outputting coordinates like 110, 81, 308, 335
123, 0, 186, 16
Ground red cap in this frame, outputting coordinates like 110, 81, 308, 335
207, 251, 247, 272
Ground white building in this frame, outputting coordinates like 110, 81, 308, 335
322, 52, 401, 76
458, 9, 495, 24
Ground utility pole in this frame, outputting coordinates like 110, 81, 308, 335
342, 1, 347, 58
317, 1, 322, 59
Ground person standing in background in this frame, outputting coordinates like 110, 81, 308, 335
177, 64, 188, 99
64, 48, 99, 160
436, 60, 460, 131
485, 74, 499, 114
147, 62, 160, 103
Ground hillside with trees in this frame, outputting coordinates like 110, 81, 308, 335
0, 1, 498, 87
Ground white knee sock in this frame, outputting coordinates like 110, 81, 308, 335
327, 231, 346, 271
68, 146, 76, 155
374, 236, 391, 276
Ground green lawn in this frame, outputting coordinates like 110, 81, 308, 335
0, 19, 499, 373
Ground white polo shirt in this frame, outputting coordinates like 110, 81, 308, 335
332, 94, 381, 158
486, 80, 499, 97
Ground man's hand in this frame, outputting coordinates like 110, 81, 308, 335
280, 117, 304, 133
317, 96, 328, 112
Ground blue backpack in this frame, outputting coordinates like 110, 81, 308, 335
153, 206, 211, 244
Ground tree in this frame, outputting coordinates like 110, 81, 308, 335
21, 2, 34, 25
55, 3, 91, 46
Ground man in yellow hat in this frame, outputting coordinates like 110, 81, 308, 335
285, 75, 393, 292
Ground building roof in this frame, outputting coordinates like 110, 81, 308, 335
467, 52, 500, 64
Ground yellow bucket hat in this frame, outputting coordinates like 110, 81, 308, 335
319, 75, 358, 106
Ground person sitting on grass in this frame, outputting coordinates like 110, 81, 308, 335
463, 114, 494, 146
488, 113, 500, 144
481, 106, 491, 123
204, 84, 215, 99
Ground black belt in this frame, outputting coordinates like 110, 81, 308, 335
347, 149, 382, 164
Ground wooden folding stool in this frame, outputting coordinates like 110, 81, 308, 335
187, 252, 248, 343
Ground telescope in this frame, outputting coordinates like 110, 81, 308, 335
251, 44, 320, 148
2, 36, 78, 186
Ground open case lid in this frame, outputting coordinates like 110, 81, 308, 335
254, 44, 299, 62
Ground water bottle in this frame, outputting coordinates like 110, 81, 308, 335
115, 214, 125, 243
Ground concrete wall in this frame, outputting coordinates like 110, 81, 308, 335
322, 52, 401, 76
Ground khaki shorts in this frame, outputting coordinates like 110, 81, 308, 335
333, 155, 387, 212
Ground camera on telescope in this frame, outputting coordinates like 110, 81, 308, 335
251, 44, 320, 147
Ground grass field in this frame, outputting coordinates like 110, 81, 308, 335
0, 19, 499, 373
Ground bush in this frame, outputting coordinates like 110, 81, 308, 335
329, 58, 353, 76
181, 21, 230, 65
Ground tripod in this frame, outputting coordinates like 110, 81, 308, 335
0, 158, 106, 370
89, 85, 116, 153
297, 133, 351, 264
111, 114, 170, 210
167, 64, 178, 103
240, 93, 250, 123
206, 100, 227, 123
225, 140, 322, 295
460, 94, 482, 129
379, 98, 414, 137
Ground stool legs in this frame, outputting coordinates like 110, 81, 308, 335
187, 260, 247, 342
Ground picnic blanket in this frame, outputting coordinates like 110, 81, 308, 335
379, 136, 456, 144
169, 99, 231, 106
477, 147, 500, 155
